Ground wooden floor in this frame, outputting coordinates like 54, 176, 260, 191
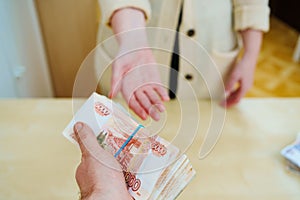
247, 16, 300, 97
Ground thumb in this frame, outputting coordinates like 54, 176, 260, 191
225, 70, 240, 94
109, 63, 123, 98
73, 122, 100, 157
73, 122, 122, 171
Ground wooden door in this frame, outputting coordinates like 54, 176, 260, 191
35, 0, 99, 97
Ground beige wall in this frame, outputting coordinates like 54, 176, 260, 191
35, 0, 99, 97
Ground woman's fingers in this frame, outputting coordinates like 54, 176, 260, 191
127, 94, 148, 120
154, 85, 170, 102
135, 89, 160, 121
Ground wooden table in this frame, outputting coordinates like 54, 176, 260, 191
0, 98, 300, 199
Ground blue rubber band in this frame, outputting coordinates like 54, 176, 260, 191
114, 124, 144, 158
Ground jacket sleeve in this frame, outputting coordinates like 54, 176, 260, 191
233, 0, 270, 32
98, 0, 151, 26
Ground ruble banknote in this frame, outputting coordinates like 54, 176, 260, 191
63, 92, 195, 199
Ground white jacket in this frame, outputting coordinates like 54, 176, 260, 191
96, 0, 270, 99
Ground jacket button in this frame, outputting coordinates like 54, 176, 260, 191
186, 29, 195, 37
185, 74, 193, 81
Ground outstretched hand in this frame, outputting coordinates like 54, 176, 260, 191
109, 8, 170, 121
109, 48, 170, 121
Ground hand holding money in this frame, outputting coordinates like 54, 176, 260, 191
63, 93, 195, 200
74, 122, 132, 200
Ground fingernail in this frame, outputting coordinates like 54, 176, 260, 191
142, 113, 147, 120
164, 96, 170, 101
225, 91, 230, 98
154, 113, 160, 121
75, 122, 83, 133
157, 104, 165, 112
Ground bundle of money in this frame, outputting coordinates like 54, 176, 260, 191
63, 92, 195, 200
281, 133, 300, 175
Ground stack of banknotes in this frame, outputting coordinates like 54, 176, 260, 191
281, 132, 300, 174
63, 92, 195, 200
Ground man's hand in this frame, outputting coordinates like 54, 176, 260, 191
74, 122, 132, 200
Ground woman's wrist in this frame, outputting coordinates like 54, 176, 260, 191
118, 29, 149, 49
111, 7, 148, 48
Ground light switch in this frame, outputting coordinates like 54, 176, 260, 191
13, 65, 26, 79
